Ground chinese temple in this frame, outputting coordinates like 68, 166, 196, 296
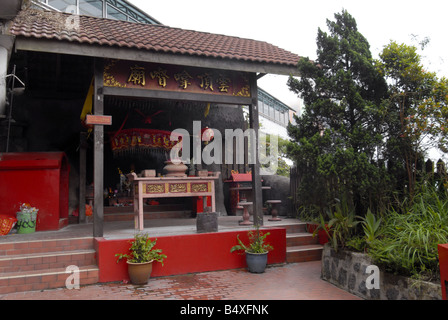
0, 0, 306, 291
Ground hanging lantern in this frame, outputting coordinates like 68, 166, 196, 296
201, 127, 214, 144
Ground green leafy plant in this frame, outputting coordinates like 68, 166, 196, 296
314, 198, 359, 251
368, 186, 448, 281
230, 225, 273, 254
346, 209, 382, 252
359, 209, 382, 244
116, 233, 167, 265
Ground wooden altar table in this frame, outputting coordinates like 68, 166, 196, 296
127, 172, 220, 230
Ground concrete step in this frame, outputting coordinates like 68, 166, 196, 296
286, 232, 319, 247
0, 265, 99, 295
265, 220, 323, 263
264, 220, 307, 234
0, 237, 94, 256
0, 237, 99, 295
286, 244, 323, 263
0, 249, 97, 273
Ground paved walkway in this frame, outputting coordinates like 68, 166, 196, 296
0, 261, 361, 301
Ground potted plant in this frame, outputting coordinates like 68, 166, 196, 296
16, 203, 38, 234
310, 213, 331, 245
116, 233, 167, 285
230, 225, 273, 273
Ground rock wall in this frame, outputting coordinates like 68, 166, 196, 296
321, 244, 442, 300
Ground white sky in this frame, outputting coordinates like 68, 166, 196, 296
129, 0, 448, 112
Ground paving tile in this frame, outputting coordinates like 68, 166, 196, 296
0, 261, 360, 301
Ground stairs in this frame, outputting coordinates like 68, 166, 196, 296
281, 221, 323, 263
0, 237, 99, 295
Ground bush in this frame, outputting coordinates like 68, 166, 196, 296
368, 186, 448, 281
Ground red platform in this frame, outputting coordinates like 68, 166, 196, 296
0, 152, 70, 231
95, 227, 286, 283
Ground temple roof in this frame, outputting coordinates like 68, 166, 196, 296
8, 9, 302, 75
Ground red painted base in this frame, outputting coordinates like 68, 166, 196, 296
438, 244, 448, 300
95, 227, 286, 283
0, 152, 70, 231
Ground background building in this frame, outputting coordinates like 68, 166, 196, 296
33, 0, 160, 24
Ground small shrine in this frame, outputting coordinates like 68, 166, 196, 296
1, 5, 302, 237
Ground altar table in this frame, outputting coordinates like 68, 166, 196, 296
127, 172, 220, 230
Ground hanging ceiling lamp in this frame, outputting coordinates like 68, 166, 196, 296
201, 126, 214, 144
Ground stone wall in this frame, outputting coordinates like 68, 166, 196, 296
321, 244, 442, 300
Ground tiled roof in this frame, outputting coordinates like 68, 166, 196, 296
9, 9, 301, 68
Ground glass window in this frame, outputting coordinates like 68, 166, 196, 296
48, 0, 76, 12
275, 109, 280, 121
107, 4, 127, 20
280, 112, 284, 124
80, 0, 103, 18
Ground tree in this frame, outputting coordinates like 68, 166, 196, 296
375, 41, 448, 198
287, 10, 389, 215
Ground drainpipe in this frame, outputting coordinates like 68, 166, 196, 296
0, 45, 6, 117
0, 0, 22, 116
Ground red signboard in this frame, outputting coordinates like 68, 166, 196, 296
86, 114, 112, 125
103, 59, 251, 98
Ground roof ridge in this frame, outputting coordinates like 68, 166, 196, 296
14, 8, 278, 46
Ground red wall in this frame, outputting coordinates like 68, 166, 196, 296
95, 227, 286, 283
0, 152, 69, 231
438, 244, 448, 300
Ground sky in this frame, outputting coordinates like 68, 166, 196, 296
128, 0, 448, 113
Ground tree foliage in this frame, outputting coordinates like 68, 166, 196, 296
287, 10, 389, 215
286, 10, 448, 280
288, 10, 448, 217
375, 41, 448, 197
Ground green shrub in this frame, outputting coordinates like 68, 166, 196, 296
368, 187, 448, 281
314, 197, 359, 252
346, 210, 382, 252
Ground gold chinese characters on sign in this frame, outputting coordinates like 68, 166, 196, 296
145, 184, 165, 194
128, 65, 146, 86
169, 183, 188, 193
191, 183, 209, 193
174, 70, 193, 89
103, 59, 251, 98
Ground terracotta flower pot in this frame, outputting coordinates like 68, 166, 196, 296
127, 260, 153, 285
